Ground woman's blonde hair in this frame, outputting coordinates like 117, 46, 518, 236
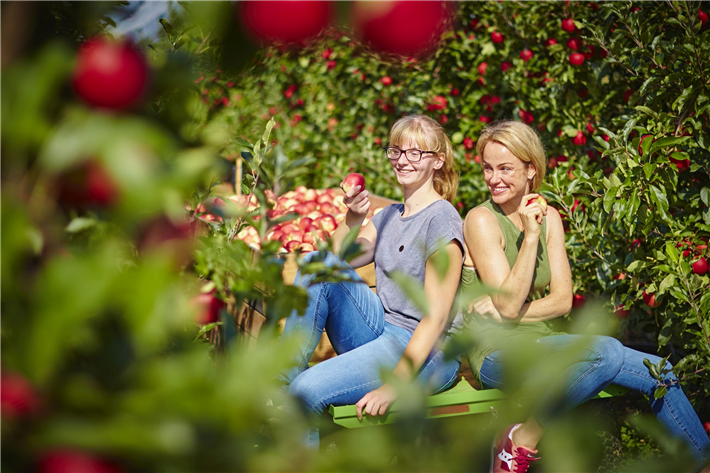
388, 115, 459, 202
476, 120, 547, 191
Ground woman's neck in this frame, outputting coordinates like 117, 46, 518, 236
402, 182, 442, 217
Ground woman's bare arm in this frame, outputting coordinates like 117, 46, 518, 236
355, 241, 463, 419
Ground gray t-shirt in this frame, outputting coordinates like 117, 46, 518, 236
370, 200, 464, 333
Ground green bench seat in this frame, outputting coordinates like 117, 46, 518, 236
328, 377, 627, 429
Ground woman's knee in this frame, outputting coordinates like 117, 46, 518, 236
592, 337, 625, 375
288, 372, 328, 415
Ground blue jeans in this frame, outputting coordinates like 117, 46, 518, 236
281, 252, 461, 448
479, 334, 710, 463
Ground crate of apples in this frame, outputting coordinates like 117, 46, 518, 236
202, 180, 392, 254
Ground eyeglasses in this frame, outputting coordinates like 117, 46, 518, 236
385, 146, 437, 163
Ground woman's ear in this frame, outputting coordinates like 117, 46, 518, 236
527, 163, 537, 181
434, 153, 445, 170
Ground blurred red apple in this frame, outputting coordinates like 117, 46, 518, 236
192, 289, 224, 325
239, 1, 332, 45
73, 38, 149, 110
561, 18, 576, 33
491, 31, 504, 43
569, 53, 585, 66
1, 372, 41, 419
39, 449, 121, 473
56, 160, 120, 208
352, 1, 451, 57
520, 49, 533, 61
572, 294, 585, 309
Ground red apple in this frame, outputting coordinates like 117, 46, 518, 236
526, 196, 548, 212
298, 217, 313, 231
239, 1, 332, 44
351, 1, 451, 57
490, 31, 504, 43
73, 38, 149, 110
192, 289, 224, 324
381, 76, 392, 86
572, 130, 587, 145
1, 372, 41, 419
703, 421, 710, 434
341, 172, 366, 195
520, 49, 533, 61
642, 290, 660, 308
545, 38, 557, 47
284, 240, 300, 253
268, 230, 285, 242
614, 305, 630, 319
567, 37, 581, 50
561, 18, 576, 33
698, 9, 708, 24
315, 215, 337, 233
304, 188, 318, 201
572, 294, 586, 309
569, 53, 585, 66
477, 62, 488, 75
56, 160, 120, 208
670, 157, 690, 171
319, 202, 336, 214
304, 200, 318, 212
692, 257, 708, 275
39, 449, 121, 473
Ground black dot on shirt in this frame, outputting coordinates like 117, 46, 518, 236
399, 245, 404, 252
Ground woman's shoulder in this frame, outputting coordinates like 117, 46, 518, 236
464, 202, 497, 228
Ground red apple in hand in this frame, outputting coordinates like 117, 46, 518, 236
526, 196, 548, 212
341, 173, 366, 195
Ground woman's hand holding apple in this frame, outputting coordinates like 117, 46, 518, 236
342, 185, 370, 219
519, 193, 548, 236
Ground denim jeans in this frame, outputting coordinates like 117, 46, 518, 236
479, 334, 710, 463
281, 252, 461, 448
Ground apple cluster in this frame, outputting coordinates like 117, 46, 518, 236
198, 186, 383, 254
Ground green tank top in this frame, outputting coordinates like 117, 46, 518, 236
463, 200, 554, 384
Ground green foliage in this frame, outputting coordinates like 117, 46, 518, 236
3, 2, 710, 472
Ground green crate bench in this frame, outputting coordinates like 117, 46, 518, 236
328, 377, 627, 429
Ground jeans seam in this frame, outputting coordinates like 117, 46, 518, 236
336, 282, 381, 337
305, 284, 326, 364
433, 357, 461, 394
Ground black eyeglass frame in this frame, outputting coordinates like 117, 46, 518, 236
384, 146, 438, 163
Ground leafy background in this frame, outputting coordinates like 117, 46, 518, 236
2, 1, 708, 472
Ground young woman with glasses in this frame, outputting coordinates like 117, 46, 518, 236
462, 120, 710, 473
280, 115, 465, 448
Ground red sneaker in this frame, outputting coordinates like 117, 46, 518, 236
490, 424, 540, 473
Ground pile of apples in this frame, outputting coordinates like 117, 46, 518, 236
199, 183, 382, 254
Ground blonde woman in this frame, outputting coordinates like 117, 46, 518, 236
462, 120, 710, 473
282, 115, 464, 447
